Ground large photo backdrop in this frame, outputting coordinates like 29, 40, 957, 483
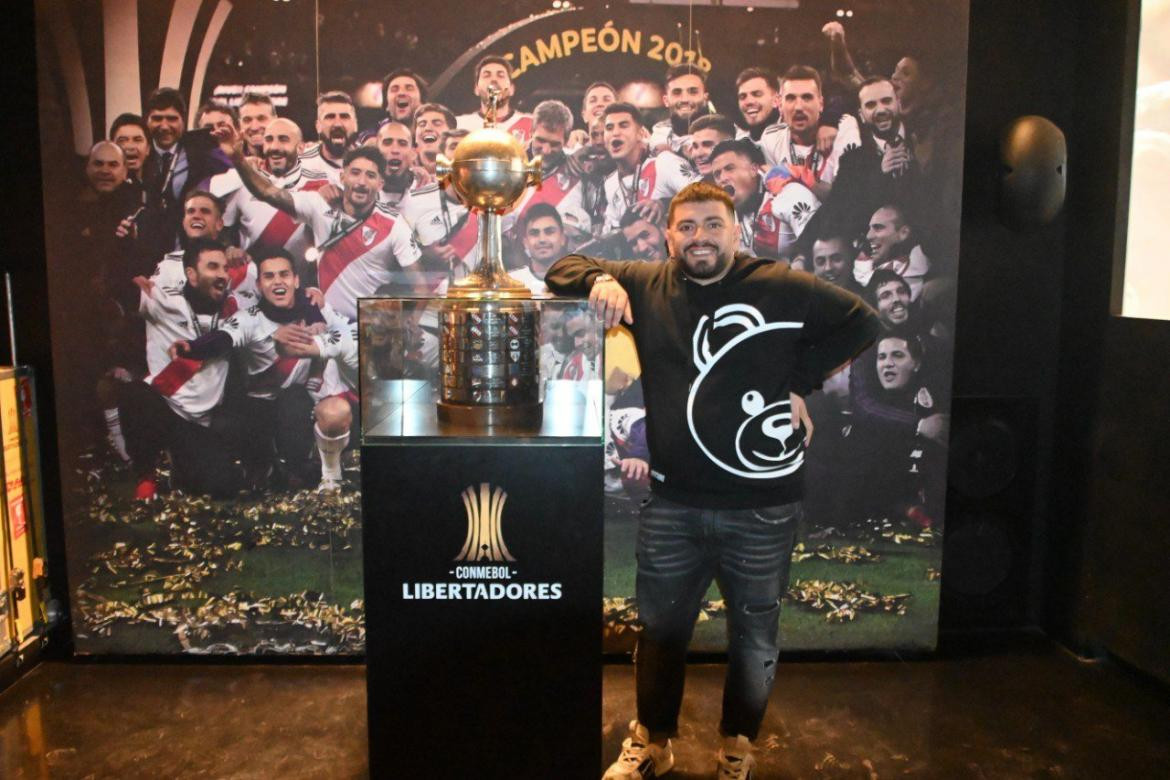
35, 0, 968, 655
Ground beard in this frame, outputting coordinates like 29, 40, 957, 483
677, 241, 733, 279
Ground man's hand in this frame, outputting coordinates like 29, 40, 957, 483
632, 198, 663, 225
410, 166, 435, 188
816, 125, 838, 156
917, 413, 950, 444
132, 275, 154, 297
789, 391, 814, 446
305, 287, 325, 307
115, 215, 138, 240
620, 457, 649, 481
589, 275, 633, 329
224, 246, 249, 270
318, 183, 343, 208
423, 242, 461, 267
168, 340, 191, 360
272, 323, 316, 353
881, 144, 911, 176
822, 21, 846, 42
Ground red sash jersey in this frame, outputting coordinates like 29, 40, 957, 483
400, 183, 481, 282
297, 143, 343, 186
212, 166, 331, 269
455, 110, 534, 143
757, 124, 838, 184
602, 151, 701, 232
510, 163, 591, 237
738, 180, 822, 260
545, 253, 882, 509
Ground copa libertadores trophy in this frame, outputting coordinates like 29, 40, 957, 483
434, 87, 543, 430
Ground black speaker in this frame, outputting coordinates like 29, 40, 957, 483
940, 396, 1040, 629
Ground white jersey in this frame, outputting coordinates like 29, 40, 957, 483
757, 124, 837, 184
649, 119, 687, 154
290, 191, 422, 321
506, 266, 549, 296
215, 166, 332, 268
740, 179, 820, 260
510, 164, 591, 237
736, 121, 785, 142
218, 299, 349, 401
297, 143, 344, 186
602, 151, 701, 232
153, 252, 257, 299
455, 109, 534, 143
139, 275, 250, 424
314, 320, 360, 393
399, 183, 481, 281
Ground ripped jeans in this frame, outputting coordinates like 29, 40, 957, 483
634, 495, 800, 741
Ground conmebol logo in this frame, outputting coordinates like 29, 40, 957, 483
455, 483, 516, 563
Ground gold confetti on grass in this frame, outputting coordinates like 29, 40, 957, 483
791, 542, 881, 564
786, 579, 910, 622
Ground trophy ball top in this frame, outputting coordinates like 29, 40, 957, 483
438, 127, 542, 212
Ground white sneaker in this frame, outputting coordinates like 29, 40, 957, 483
602, 720, 674, 779
716, 735, 756, 779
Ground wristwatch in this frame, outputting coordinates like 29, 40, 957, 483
592, 273, 615, 287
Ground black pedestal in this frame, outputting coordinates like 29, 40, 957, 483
361, 441, 603, 778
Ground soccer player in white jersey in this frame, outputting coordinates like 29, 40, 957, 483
171, 249, 348, 488
401, 178, 480, 284
757, 66, 836, 199
686, 114, 736, 180
299, 91, 358, 186
512, 203, 567, 295
512, 100, 591, 241
649, 65, 712, 154
710, 139, 821, 261
375, 121, 425, 208
581, 81, 617, 127
231, 143, 422, 321
413, 103, 457, 176
456, 56, 534, 142
601, 103, 701, 233
734, 67, 784, 143
238, 92, 277, 159
118, 238, 247, 499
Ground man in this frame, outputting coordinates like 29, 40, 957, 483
383, 68, 427, 125
512, 203, 567, 294
582, 81, 617, 127
546, 181, 880, 780
109, 113, 150, 182
512, 99, 591, 240
757, 66, 836, 198
601, 103, 701, 233
414, 103, 458, 175
375, 121, 422, 207
577, 209, 666, 262
196, 102, 238, 159
868, 268, 914, 329
685, 114, 735, 180
232, 143, 421, 320
238, 92, 277, 158
853, 204, 930, 299
439, 128, 469, 162
456, 55, 533, 141
810, 232, 862, 294
119, 237, 244, 499
171, 249, 346, 488
734, 67, 783, 142
300, 91, 359, 185
649, 65, 711, 154
710, 139, 820, 261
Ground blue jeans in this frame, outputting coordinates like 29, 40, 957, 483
634, 495, 800, 741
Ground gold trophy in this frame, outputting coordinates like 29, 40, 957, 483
434, 87, 544, 430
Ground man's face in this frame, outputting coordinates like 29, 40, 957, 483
891, 57, 924, 111
316, 100, 357, 157
198, 110, 235, 144
811, 238, 853, 284
414, 111, 450, 168
257, 257, 299, 309
780, 78, 823, 137
185, 250, 230, 304
377, 123, 414, 178
582, 85, 616, 123
182, 195, 223, 240
666, 199, 738, 278
441, 134, 463, 160
112, 125, 148, 174
475, 63, 513, 105
342, 157, 382, 210
522, 216, 566, 264
689, 128, 730, 176
603, 111, 643, 165
711, 151, 759, 209
875, 280, 912, 326
239, 101, 274, 154
664, 74, 707, 122
858, 81, 900, 134
146, 107, 184, 150
567, 314, 600, 360
263, 119, 302, 176
621, 217, 664, 260
737, 76, 779, 129
876, 337, 917, 391
530, 122, 567, 158
85, 144, 127, 193
385, 76, 422, 122
866, 207, 910, 263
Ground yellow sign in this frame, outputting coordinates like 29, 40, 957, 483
507, 22, 712, 79
455, 483, 516, 563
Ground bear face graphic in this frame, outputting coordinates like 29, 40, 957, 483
686, 304, 805, 480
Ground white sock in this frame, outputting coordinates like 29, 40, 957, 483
315, 424, 349, 482
104, 408, 130, 462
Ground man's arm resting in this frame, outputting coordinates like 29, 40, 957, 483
232, 148, 295, 214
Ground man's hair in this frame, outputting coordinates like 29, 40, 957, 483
145, 87, 187, 118
867, 268, 912, 302
877, 327, 923, 362
735, 66, 779, 91
780, 64, 823, 94
109, 113, 147, 140
414, 103, 457, 131
688, 113, 736, 137
181, 236, 226, 269
520, 202, 564, 233
665, 63, 706, 86
317, 90, 355, 108
584, 81, 617, 99
196, 101, 237, 125
382, 68, 428, 105
602, 102, 643, 125
240, 92, 277, 114
859, 74, 896, 93
440, 128, 470, 148
254, 247, 297, 273
667, 181, 735, 226
875, 202, 910, 229
533, 100, 574, 134
473, 55, 512, 82
709, 138, 765, 167
343, 146, 386, 173
619, 207, 658, 230
813, 231, 854, 250
183, 188, 225, 217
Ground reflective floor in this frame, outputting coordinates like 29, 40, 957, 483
1, 635, 1167, 778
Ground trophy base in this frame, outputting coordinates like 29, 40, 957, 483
436, 400, 544, 433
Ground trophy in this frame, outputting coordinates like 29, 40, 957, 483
434, 88, 544, 430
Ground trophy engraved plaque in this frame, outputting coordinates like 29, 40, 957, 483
434, 88, 544, 430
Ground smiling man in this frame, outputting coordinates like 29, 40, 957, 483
456, 55, 534, 142
546, 181, 880, 780
649, 65, 712, 154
